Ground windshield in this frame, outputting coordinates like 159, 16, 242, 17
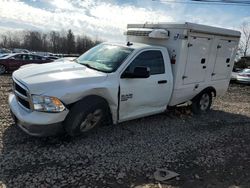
76, 44, 134, 73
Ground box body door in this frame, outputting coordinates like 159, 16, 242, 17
183, 36, 212, 85
211, 39, 237, 81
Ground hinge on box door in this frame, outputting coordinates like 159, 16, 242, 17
211, 73, 216, 76
188, 43, 193, 47
182, 76, 188, 79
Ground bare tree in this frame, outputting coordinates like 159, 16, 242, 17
49, 31, 61, 53
0, 34, 8, 48
0, 29, 101, 54
239, 22, 250, 57
66, 29, 75, 54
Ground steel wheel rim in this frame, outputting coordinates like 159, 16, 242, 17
0, 65, 6, 74
200, 93, 210, 111
79, 109, 103, 132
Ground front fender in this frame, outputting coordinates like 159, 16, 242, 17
60, 85, 119, 124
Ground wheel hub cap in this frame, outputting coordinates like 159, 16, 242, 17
200, 93, 210, 111
79, 109, 102, 132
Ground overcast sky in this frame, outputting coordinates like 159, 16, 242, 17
0, 0, 249, 41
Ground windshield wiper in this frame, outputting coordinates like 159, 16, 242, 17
82, 63, 106, 73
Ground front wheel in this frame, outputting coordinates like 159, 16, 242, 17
64, 96, 111, 137
191, 92, 212, 114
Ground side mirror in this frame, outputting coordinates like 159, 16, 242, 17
121, 66, 150, 78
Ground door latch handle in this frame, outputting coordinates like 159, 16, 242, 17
158, 80, 167, 84
202, 66, 206, 69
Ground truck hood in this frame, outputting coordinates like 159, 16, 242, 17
13, 61, 108, 95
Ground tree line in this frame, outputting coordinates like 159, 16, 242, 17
0, 29, 102, 55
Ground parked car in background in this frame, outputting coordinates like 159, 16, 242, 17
0, 53, 52, 74
54, 57, 76, 62
234, 68, 250, 84
45, 56, 60, 60
0, 48, 11, 54
231, 72, 237, 81
12, 48, 30, 53
0, 53, 10, 58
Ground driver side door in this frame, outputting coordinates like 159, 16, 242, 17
119, 49, 171, 122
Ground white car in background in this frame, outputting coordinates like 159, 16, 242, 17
231, 71, 238, 81
235, 68, 250, 84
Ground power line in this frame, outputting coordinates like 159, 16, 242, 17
152, 0, 250, 6
192, 0, 250, 4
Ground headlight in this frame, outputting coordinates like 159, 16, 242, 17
32, 95, 65, 112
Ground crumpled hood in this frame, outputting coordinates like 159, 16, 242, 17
13, 61, 108, 95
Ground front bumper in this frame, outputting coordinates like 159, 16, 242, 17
8, 93, 69, 137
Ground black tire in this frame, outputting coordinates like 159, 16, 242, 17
191, 92, 212, 114
0, 64, 6, 75
64, 96, 111, 137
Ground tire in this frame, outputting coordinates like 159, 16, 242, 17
64, 96, 111, 137
0, 64, 6, 75
191, 92, 212, 114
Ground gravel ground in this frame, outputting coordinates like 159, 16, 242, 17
0, 74, 250, 188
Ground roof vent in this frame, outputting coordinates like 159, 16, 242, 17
125, 28, 169, 39
149, 29, 169, 39
125, 28, 153, 37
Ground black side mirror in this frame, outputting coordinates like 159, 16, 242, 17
121, 66, 150, 78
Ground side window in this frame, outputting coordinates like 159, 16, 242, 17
34, 55, 42, 60
126, 50, 165, 75
12, 54, 22, 60
20, 54, 29, 60
27, 55, 33, 60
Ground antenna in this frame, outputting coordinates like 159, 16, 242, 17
127, 42, 133, 46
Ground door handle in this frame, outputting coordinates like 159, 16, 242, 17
158, 80, 167, 84
202, 66, 206, 69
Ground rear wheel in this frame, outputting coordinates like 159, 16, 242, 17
64, 96, 111, 137
191, 92, 212, 114
0, 65, 6, 75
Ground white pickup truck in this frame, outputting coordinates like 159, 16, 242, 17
8, 22, 240, 137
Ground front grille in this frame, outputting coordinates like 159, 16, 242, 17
13, 79, 31, 110
14, 82, 27, 97
16, 96, 30, 109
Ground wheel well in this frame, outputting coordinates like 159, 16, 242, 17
66, 95, 113, 123
192, 87, 216, 101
